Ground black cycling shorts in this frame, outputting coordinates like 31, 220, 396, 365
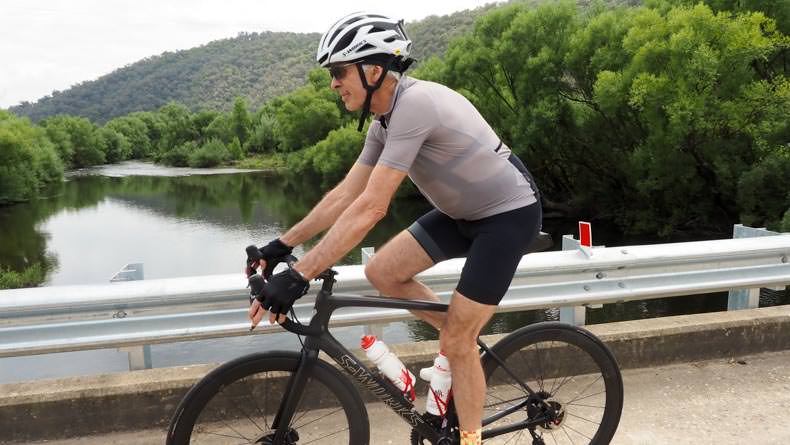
407, 202, 542, 306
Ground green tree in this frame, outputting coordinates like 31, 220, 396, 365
227, 137, 244, 160
0, 111, 64, 204
39, 115, 104, 168
204, 113, 235, 144
188, 139, 230, 167
231, 96, 252, 146
159, 141, 196, 167
106, 115, 152, 158
129, 111, 165, 153
269, 86, 341, 152
296, 122, 366, 185
648, 0, 790, 36
737, 149, 790, 231
157, 102, 197, 152
191, 109, 221, 144
95, 127, 131, 163
246, 111, 279, 153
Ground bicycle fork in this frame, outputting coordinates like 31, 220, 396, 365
269, 337, 321, 444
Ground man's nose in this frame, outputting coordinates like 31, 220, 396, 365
330, 77, 341, 89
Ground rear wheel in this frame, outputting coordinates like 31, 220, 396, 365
167, 351, 369, 444
481, 323, 623, 444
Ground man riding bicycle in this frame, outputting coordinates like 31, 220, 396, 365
248, 12, 542, 445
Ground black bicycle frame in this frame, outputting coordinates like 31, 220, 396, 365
269, 274, 544, 444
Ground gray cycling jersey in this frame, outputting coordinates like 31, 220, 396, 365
358, 76, 537, 220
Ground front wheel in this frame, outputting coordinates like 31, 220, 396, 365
481, 322, 623, 444
167, 351, 370, 445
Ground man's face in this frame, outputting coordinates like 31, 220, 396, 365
329, 63, 377, 111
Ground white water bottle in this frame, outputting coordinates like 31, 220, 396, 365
361, 335, 416, 401
425, 351, 452, 417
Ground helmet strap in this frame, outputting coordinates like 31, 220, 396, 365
355, 58, 395, 132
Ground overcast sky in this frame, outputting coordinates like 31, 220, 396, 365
0, 0, 499, 108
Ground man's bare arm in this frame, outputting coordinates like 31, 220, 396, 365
293, 165, 408, 279
279, 162, 373, 247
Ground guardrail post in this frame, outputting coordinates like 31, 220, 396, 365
110, 263, 144, 282
112, 262, 152, 369
559, 234, 606, 325
361, 247, 386, 340
727, 225, 783, 311
121, 345, 152, 370
560, 235, 587, 326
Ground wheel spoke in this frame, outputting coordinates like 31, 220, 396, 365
561, 374, 602, 404
300, 426, 351, 445
195, 427, 250, 442
566, 411, 601, 426
563, 422, 594, 441
562, 425, 576, 445
566, 389, 606, 405
218, 384, 265, 434
293, 407, 346, 430
532, 343, 547, 393
565, 402, 605, 410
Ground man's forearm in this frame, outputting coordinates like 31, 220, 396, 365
294, 197, 384, 279
279, 186, 352, 247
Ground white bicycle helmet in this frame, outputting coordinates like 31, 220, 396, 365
317, 12, 415, 131
317, 12, 412, 67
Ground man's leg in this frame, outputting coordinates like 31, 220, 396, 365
440, 291, 496, 439
364, 230, 446, 329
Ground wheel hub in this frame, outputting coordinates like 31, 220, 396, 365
530, 400, 566, 432
257, 428, 299, 444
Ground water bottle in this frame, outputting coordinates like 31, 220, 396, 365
425, 351, 452, 417
361, 335, 416, 401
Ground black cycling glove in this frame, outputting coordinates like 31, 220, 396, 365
247, 238, 293, 278
250, 268, 309, 316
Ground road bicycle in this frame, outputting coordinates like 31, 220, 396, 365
167, 241, 623, 444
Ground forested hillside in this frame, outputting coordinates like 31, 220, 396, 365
8, 0, 648, 123
9, 7, 493, 123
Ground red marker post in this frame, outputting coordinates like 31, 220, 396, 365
579, 221, 592, 248
578, 221, 593, 258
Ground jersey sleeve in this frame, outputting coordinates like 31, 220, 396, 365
357, 121, 385, 166
376, 90, 437, 172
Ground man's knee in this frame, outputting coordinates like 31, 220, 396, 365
439, 326, 479, 361
365, 255, 408, 294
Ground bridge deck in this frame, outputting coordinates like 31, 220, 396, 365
26, 349, 790, 445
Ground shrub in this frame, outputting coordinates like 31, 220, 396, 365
188, 139, 229, 168
158, 141, 196, 167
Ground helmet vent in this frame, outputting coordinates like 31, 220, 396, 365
333, 29, 358, 54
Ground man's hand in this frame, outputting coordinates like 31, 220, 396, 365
247, 239, 293, 278
248, 268, 309, 329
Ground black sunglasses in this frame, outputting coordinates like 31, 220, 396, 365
328, 62, 357, 80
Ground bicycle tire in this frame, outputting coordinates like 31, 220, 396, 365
480, 322, 623, 445
167, 351, 370, 445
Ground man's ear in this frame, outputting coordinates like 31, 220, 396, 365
368, 65, 384, 83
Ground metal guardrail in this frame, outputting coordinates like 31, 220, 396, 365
1, 225, 788, 370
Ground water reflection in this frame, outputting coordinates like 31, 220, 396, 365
0, 167, 432, 285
